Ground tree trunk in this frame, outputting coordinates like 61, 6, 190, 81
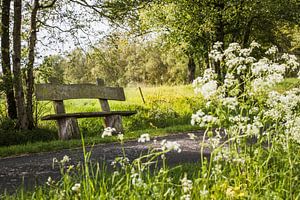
26, 0, 39, 129
215, 1, 225, 83
242, 18, 253, 48
187, 55, 196, 83
13, 0, 28, 129
1, 0, 17, 119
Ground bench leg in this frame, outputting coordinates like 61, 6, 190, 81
104, 115, 123, 134
57, 117, 80, 140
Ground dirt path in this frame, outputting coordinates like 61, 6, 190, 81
0, 131, 210, 194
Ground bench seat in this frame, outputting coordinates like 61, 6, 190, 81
41, 111, 137, 120
35, 78, 136, 140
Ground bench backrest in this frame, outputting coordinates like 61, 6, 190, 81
35, 84, 125, 101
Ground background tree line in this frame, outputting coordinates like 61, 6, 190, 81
36, 33, 188, 86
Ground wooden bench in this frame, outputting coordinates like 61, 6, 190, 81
35, 79, 136, 140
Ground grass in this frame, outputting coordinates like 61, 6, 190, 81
274, 77, 300, 92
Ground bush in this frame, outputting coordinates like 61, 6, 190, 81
0, 118, 57, 146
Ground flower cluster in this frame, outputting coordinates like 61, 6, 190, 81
191, 109, 218, 127
101, 127, 116, 138
138, 133, 150, 143
180, 174, 193, 200
160, 139, 182, 153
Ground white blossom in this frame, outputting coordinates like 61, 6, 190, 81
71, 183, 80, 192
265, 45, 278, 55
117, 134, 124, 141
161, 140, 182, 153
250, 40, 261, 49
187, 133, 197, 140
102, 127, 116, 138
60, 155, 70, 164
180, 174, 193, 193
138, 133, 150, 143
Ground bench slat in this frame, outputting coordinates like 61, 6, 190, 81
41, 111, 137, 120
35, 84, 125, 101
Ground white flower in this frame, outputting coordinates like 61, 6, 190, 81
117, 134, 124, 141
180, 174, 193, 193
222, 97, 238, 110
180, 194, 191, 200
200, 185, 209, 196
239, 48, 251, 57
161, 140, 182, 153
60, 155, 70, 164
200, 80, 218, 99
187, 133, 197, 140
102, 127, 116, 138
213, 41, 223, 49
191, 110, 205, 126
71, 183, 81, 192
138, 133, 150, 143
265, 45, 278, 55
46, 176, 54, 186
287, 117, 300, 144
250, 41, 261, 49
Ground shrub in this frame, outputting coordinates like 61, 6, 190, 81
0, 118, 57, 146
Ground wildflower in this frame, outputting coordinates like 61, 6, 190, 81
239, 48, 251, 57
187, 133, 197, 140
111, 156, 130, 168
138, 133, 150, 143
72, 183, 80, 192
101, 127, 116, 138
180, 174, 193, 193
226, 186, 236, 197
213, 41, 223, 49
161, 140, 182, 153
60, 155, 70, 164
164, 188, 175, 197
46, 176, 55, 186
199, 80, 218, 99
250, 40, 261, 49
200, 185, 209, 196
67, 165, 74, 172
191, 110, 205, 126
180, 173, 193, 200
131, 173, 145, 188
265, 45, 278, 55
117, 133, 124, 141
222, 97, 238, 110
180, 194, 191, 200
208, 137, 220, 149
287, 117, 300, 144
209, 49, 223, 62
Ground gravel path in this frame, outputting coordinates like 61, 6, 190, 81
0, 131, 211, 194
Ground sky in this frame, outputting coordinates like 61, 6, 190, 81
36, 20, 110, 62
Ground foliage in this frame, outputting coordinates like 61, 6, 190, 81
0, 117, 57, 146
103, 0, 300, 82
36, 34, 188, 86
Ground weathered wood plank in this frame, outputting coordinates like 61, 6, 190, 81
96, 78, 124, 134
35, 84, 125, 101
41, 111, 137, 120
